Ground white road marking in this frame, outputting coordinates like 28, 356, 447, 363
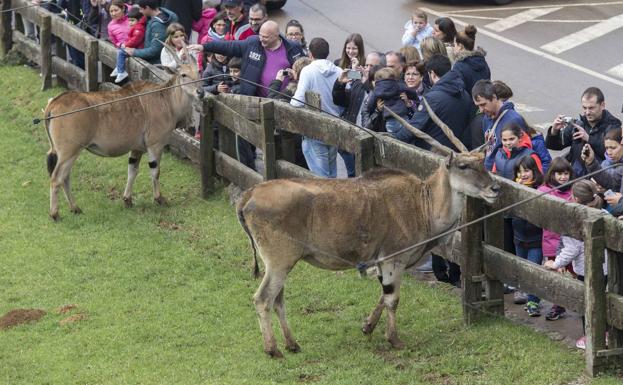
420, 7, 623, 88
541, 13, 623, 54
514, 103, 545, 113
452, 13, 602, 23
486, 8, 562, 32
606, 63, 623, 79
444, 1, 623, 14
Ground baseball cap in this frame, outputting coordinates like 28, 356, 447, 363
222, 0, 242, 7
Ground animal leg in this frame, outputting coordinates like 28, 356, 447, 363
379, 262, 405, 349
49, 153, 79, 220
253, 267, 288, 358
362, 294, 384, 335
273, 287, 300, 353
147, 147, 166, 205
123, 151, 143, 208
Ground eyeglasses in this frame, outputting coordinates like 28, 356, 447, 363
286, 32, 302, 37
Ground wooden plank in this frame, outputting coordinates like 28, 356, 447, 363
39, 14, 52, 90
261, 101, 276, 180
584, 217, 608, 376
275, 160, 318, 179
200, 99, 215, 197
482, 244, 585, 313
213, 100, 263, 148
98, 40, 117, 68
49, 16, 97, 54
0, 0, 12, 57
12, 30, 39, 63
608, 292, 623, 331
373, 135, 444, 179
51, 56, 85, 90
98, 82, 121, 91
604, 217, 623, 254
461, 197, 486, 324
217, 93, 262, 121
167, 129, 200, 164
215, 151, 263, 191
273, 102, 370, 154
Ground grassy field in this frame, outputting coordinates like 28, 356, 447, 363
0, 63, 621, 385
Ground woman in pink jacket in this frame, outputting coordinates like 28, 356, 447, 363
107, 0, 130, 48
192, 1, 218, 44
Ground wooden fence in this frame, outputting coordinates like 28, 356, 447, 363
2, 0, 623, 376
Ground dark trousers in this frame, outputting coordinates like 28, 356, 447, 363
432, 253, 461, 286
236, 136, 256, 171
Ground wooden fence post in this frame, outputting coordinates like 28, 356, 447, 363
261, 100, 276, 180
483, 210, 505, 316
0, 0, 12, 58
85, 39, 98, 91
200, 98, 215, 198
39, 14, 52, 90
461, 196, 487, 324
355, 135, 375, 176
584, 216, 608, 376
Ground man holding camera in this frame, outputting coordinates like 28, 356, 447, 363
545, 87, 621, 177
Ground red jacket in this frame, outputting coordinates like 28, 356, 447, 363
124, 16, 146, 49
226, 15, 254, 41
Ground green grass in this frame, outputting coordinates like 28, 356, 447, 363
0, 64, 621, 385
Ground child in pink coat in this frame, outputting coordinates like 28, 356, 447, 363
111, 7, 146, 83
537, 157, 574, 321
192, 0, 219, 44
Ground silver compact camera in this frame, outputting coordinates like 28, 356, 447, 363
562, 116, 574, 124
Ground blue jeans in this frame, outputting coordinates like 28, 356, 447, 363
514, 241, 543, 303
338, 149, 355, 178
116, 48, 128, 73
385, 117, 414, 144
302, 137, 337, 178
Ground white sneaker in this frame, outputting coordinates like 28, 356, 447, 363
110, 68, 118, 77
115, 71, 128, 83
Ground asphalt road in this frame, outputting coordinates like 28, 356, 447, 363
269, 0, 623, 130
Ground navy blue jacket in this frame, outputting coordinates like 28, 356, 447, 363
366, 79, 419, 119
408, 70, 473, 151
452, 50, 491, 98
202, 36, 304, 96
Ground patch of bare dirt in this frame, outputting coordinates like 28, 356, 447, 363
55, 304, 78, 314
158, 220, 181, 231
59, 313, 88, 326
0, 309, 46, 330
296, 373, 321, 383
106, 186, 121, 200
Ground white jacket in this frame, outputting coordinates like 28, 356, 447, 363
291, 59, 343, 117
553, 236, 608, 277
401, 20, 434, 52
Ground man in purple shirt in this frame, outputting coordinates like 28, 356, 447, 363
189, 21, 304, 169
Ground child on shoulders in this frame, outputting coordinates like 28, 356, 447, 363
366, 67, 419, 141
401, 9, 434, 55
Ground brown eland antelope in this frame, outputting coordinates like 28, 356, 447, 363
43, 46, 203, 220
237, 149, 500, 357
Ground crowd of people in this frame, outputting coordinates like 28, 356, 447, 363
22, 1, 623, 350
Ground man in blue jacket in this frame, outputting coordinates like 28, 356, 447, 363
406, 54, 473, 152
189, 21, 304, 169
124, 0, 178, 67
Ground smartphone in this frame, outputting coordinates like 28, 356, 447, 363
346, 70, 362, 80
605, 189, 616, 198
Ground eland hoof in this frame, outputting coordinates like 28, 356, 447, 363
265, 348, 284, 358
71, 207, 82, 214
123, 197, 133, 208
362, 322, 375, 335
50, 213, 60, 222
388, 336, 405, 350
286, 342, 301, 353
154, 196, 167, 206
